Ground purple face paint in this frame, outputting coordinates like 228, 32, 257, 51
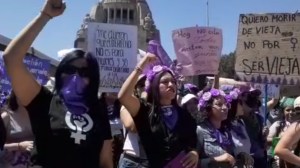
60, 74, 89, 115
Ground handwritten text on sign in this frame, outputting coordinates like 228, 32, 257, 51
0, 51, 51, 92
172, 27, 222, 76
87, 23, 137, 92
235, 13, 300, 85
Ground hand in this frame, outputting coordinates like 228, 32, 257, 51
139, 53, 157, 67
263, 126, 269, 137
41, 0, 66, 18
238, 152, 254, 166
214, 153, 236, 166
18, 141, 33, 152
180, 150, 198, 168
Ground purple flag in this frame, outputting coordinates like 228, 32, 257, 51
143, 40, 173, 74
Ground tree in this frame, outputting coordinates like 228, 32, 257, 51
219, 51, 236, 79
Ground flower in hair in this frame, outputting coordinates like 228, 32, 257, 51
229, 90, 239, 100
225, 95, 233, 103
202, 92, 212, 101
153, 65, 163, 73
198, 89, 229, 111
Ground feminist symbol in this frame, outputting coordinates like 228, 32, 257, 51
65, 112, 93, 144
290, 38, 298, 52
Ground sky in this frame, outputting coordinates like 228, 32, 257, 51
1, 0, 300, 60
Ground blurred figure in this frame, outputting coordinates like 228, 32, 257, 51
118, 74, 149, 168
275, 96, 300, 167
0, 92, 33, 168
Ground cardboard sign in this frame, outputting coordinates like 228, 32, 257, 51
235, 13, 300, 85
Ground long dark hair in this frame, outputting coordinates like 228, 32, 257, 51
54, 50, 100, 106
221, 99, 239, 130
7, 91, 19, 111
146, 71, 178, 109
0, 116, 5, 150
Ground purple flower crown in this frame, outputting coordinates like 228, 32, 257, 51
198, 88, 238, 111
145, 65, 174, 92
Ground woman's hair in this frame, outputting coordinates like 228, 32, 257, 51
221, 99, 239, 130
54, 50, 100, 106
0, 116, 6, 150
6, 91, 18, 111
134, 75, 146, 98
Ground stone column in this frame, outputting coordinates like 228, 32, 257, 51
127, 8, 130, 24
114, 8, 116, 23
120, 7, 123, 23
107, 7, 110, 23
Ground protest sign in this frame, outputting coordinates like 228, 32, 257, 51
87, 22, 137, 92
0, 51, 51, 92
172, 27, 222, 76
253, 84, 280, 99
235, 13, 300, 85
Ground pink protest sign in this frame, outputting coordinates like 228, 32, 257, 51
172, 27, 223, 76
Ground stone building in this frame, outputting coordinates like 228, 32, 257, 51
74, 0, 160, 51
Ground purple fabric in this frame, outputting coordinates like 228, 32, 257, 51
60, 74, 89, 115
0, 66, 3, 77
143, 40, 173, 74
164, 151, 185, 168
161, 106, 178, 131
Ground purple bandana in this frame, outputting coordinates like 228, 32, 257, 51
161, 106, 178, 130
60, 74, 89, 115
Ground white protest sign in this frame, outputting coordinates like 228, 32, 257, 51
87, 23, 137, 92
235, 13, 300, 85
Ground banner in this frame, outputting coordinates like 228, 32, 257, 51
172, 27, 222, 76
87, 22, 137, 93
253, 84, 280, 99
0, 51, 51, 92
235, 13, 300, 85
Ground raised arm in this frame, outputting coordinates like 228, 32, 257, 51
275, 122, 300, 165
3, 0, 65, 106
118, 53, 156, 117
120, 106, 137, 133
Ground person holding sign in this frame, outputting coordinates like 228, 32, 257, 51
118, 53, 198, 168
2, 0, 113, 168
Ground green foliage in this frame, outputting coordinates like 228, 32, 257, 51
219, 51, 236, 78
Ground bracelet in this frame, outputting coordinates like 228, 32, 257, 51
135, 66, 143, 73
40, 11, 53, 19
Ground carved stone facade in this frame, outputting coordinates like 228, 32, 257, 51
74, 0, 160, 51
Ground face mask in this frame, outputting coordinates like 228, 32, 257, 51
60, 74, 89, 115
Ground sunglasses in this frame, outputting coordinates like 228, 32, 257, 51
62, 65, 89, 77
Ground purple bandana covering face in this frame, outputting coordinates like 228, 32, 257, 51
161, 106, 178, 130
60, 74, 89, 115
